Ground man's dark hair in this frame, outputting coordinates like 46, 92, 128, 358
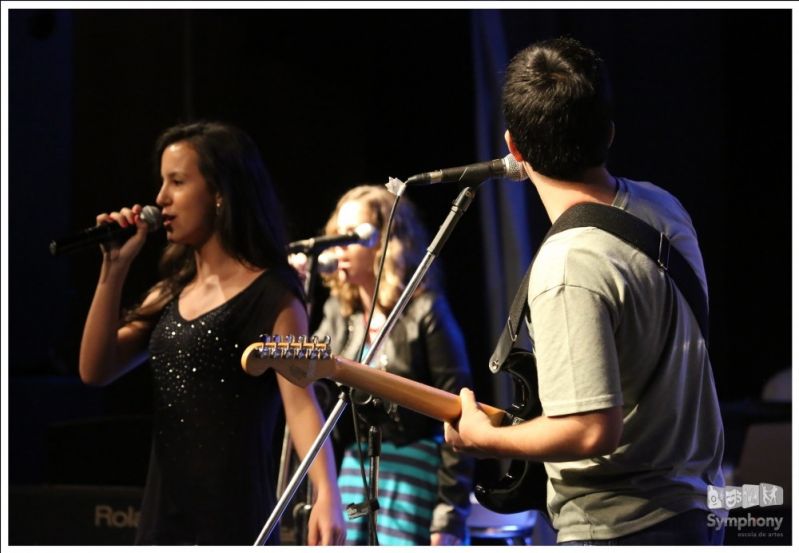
502, 37, 613, 180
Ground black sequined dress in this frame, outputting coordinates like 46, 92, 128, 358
135, 268, 302, 545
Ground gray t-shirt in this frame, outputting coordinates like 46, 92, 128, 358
527, 177, 725, 542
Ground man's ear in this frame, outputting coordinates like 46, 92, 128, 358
504, 130, 524, 162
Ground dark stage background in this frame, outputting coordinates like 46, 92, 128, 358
7, 8, 792, 545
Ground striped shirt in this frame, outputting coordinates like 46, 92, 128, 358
339, 438, 441, 545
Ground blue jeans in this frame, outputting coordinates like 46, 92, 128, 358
560, 510, 724, 545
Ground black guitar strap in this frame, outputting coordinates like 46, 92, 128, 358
488, 202, 710, 373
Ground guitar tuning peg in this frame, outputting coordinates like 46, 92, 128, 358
321, 335, 332, 358
253, 334, 264, 357
294, 335, 306, 359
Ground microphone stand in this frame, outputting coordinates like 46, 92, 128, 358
367, 425, 381, 542
254, 184, 480, 545
276, 252, 320, 545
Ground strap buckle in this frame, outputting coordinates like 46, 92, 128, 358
657, 233, 671, 271
506, 316, 519, 342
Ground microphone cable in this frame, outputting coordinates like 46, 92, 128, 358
347, 191, 402, 546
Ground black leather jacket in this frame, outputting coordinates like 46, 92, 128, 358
315, 291, 474, 538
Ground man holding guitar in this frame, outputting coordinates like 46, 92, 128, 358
444, 37, 726, 545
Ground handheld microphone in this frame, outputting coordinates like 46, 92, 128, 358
316, 250, 339, 275
286, 223, 378, 254
405, 154, 527, 185
49, 205, 162, 256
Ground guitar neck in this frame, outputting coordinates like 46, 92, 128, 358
330, 356, 508, 426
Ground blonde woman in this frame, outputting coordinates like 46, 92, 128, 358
311, 185, 474, 545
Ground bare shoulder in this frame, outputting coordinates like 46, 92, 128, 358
119, 283, 166, 337
140, 284, 165, 308
273, 291, 308, 336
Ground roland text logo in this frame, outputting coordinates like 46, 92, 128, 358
95, 504, 140, 528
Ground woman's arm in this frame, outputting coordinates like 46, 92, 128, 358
79, 205, 153, 386
274, 295, 346, 546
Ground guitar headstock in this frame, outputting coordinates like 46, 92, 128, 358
240, 334, 337, 387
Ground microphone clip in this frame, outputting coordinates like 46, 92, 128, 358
384, 177, 407, 198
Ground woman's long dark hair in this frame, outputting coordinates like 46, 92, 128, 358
126, 121, 295, 323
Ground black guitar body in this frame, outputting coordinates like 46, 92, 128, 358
473, 349, 549, 514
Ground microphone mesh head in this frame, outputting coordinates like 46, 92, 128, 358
502, 154, 528, 182
354, 223, 379, 247
140, 205, 163, 232
317, 250, 339, 275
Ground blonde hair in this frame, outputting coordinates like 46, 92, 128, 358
322, 185, 439, 317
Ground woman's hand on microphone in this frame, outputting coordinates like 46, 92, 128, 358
96, 204, 150, 263
288, 252, 310, 284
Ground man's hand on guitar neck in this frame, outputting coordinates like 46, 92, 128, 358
443, 388, 496, 458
